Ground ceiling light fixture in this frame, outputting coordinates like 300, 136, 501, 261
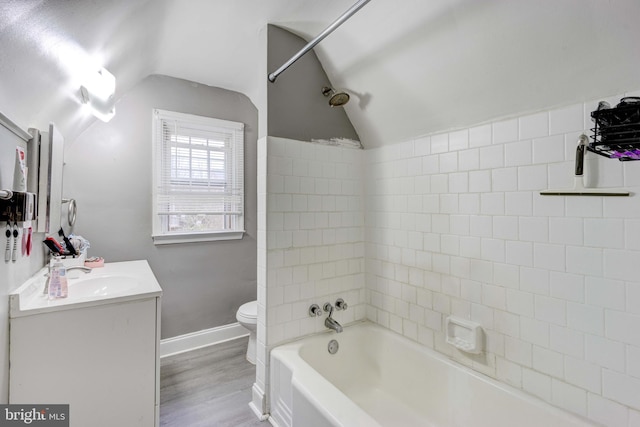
80, 67, 116, 122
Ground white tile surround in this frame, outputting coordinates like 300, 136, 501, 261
365, 91, 640, 427
255, 137, 366, 412
257, 90, 640, 426
263, 137, 366, 343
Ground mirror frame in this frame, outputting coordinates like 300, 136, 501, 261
34, 123, 64, 234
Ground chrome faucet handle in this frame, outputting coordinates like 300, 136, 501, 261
308, 304, 323, 317
323, 302, 334, 314
335, 298, 347, 310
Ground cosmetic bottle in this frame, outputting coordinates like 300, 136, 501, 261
48, 259, 68, 299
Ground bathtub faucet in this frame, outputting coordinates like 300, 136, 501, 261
323, 302, 343, 333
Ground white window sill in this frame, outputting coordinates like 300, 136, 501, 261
152, 230, 245, 245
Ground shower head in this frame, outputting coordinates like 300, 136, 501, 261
322, 86, 350, 107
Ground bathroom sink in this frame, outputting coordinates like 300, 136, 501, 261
10, 260, 162, 317
69, 275, 141, 298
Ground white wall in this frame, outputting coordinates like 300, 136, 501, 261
365, 90, 640, 426
0, 124, 47, 401
255, 137, 366, 411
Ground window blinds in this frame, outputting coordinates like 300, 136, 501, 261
153, 109, 244, 219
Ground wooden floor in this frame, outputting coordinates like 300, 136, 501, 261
160, 337, 265, 427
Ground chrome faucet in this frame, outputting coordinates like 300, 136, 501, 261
323, 302, 343, 333
43, 265, 92, 295
67, 266, 92, 273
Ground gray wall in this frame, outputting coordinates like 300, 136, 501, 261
267, 25, 359, 142
64, 75, 258, 339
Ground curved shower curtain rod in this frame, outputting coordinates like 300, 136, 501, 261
268, 0, 371, 83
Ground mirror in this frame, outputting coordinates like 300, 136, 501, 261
60, 198, 77, 233
35, 123, 64, 234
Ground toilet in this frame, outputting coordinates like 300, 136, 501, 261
236, 300, 258, 364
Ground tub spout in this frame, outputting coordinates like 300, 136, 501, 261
325, 316, 343, 333
323, 302, 343, 333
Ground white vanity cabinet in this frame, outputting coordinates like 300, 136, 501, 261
9, 260, 162, 427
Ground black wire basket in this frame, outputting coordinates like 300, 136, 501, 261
590, 97, 640, 161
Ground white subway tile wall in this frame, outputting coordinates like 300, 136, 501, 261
365, 93, 640, 426
258, 92, 640, 426
256, 137, 366, 411
263, 137, 366, 348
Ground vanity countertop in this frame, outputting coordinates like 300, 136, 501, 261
10, 260, 162, 318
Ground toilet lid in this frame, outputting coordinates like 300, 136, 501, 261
237, 300, 257, 323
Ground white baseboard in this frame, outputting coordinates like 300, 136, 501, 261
250, 382, 269, 421
160, 322, 248, 358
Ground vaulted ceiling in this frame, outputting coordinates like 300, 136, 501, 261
1, 0, 640, 148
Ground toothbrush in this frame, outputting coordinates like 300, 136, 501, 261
4, 223, 10, 262
21, 224, 26, 256
11, 222, 18, 262
25, 226, 32, 256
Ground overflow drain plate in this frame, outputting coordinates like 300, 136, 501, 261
328, 339, 339, 355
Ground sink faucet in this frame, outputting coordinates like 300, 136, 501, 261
43, 265, 92, 295
323, 302, 343, 333
67, 266, 92, 273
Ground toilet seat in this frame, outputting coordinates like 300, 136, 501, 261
236, 301, 257, 325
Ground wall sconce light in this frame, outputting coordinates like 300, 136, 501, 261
80, 67, 116, 122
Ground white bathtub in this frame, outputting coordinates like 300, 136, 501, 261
269, 321, 596, 427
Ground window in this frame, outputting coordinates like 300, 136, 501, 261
152, 109, 245, 244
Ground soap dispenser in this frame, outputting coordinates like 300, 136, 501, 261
48, 258, 68, 299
